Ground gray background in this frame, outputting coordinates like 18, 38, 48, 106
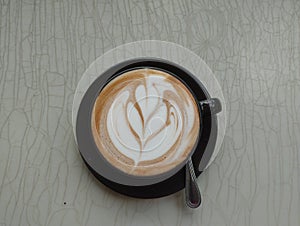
0, 0, 300, 225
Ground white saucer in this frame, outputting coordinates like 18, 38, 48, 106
72, 40, 226, 171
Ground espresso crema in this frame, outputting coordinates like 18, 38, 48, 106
91, 68, 200, 176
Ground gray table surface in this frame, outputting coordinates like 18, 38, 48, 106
1, 0, 300, 225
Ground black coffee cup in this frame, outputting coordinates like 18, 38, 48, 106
76, 58, 221, 187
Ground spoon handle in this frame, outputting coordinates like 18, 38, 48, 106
185, 158, 202, 208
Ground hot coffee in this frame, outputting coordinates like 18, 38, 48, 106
91, 68, 200, 176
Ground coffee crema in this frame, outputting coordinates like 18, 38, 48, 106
91, 68, 200, 176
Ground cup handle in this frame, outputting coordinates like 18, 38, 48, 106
199, 98, 222, 117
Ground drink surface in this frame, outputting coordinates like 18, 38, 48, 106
91, 68, 200, 176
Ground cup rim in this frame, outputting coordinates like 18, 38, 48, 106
76, 57, 212, 186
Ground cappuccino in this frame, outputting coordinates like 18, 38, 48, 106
91, 68, 200, 176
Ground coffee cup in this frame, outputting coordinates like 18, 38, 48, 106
76, 58, 221, 186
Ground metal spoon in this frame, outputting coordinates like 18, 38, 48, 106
185, 157, 201, 208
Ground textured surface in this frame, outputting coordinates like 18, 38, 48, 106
0, 0, 300, 226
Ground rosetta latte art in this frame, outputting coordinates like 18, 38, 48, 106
91, 69, 200, 176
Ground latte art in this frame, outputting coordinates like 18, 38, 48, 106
92, 69, 200, 176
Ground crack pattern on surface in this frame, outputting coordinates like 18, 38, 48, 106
0, 0, 300, 225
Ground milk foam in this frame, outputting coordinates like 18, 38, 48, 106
92, 68, 200, 175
